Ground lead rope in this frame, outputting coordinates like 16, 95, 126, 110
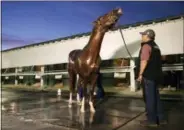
118, 28, 133, 60
118, 27, 138, 90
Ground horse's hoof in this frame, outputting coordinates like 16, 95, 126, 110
80, 108, 85, 113
68, 104, 72, 108
90, 109, 96, 113
77, 101, 82, 106
81, 110, 85, 113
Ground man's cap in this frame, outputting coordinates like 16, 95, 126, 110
140, 29, 155, 39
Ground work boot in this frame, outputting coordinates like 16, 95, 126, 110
159, 120, 168, 125
140, 120, 158, 127
145, 112, 148, 116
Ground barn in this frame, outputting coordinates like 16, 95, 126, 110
1, 14, 184, 91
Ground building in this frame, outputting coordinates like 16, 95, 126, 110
1, 15, 184, 91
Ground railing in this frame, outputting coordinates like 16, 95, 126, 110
1, 64, 183, 77
1, 66, 133, 76
162, 63, 184, 71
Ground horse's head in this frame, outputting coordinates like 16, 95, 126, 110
93, 8, 123, 31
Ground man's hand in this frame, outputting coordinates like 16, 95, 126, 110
137, 75, 143, 83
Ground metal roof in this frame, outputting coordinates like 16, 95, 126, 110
2, 14, 184, 52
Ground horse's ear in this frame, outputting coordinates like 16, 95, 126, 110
92, 20, 97, 25
115, 7, 121, 10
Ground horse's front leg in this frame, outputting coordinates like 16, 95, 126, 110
89, 74, 98, 113
76, 92, 81, 105
80, 81, 87, 113
76, 76, 82, 105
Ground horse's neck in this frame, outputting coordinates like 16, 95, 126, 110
84, 27, 106, 62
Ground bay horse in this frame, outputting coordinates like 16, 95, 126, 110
67, 8, 123, 113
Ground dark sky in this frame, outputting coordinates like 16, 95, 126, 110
2, 1, 184, 50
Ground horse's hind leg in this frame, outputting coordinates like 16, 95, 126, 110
68, 69, 76, 108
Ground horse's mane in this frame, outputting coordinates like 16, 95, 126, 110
82, 26, 98, 50
83, 43, 89, 50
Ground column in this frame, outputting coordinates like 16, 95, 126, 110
130, 59, 136, 92
182, 57, 184, 89
40, 66, 44, 89
15, 68, 18, 85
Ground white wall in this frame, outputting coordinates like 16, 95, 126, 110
2, 18, 184, 69
101, 18, 184, 59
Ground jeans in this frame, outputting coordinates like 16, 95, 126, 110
79, 87, 83, 99
96, 73, 105, 99
143, 78, 165, 123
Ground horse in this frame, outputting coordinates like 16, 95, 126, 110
67, 8, 123, 113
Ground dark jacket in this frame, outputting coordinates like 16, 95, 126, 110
135, 40, 163, 83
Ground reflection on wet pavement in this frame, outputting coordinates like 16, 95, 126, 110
2, 90, 184, 130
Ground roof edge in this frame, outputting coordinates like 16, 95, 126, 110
2, 14, 184, 52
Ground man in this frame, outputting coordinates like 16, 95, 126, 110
78, 71, 105, 99
136, 29, 167, 127
96, 72, 105, 99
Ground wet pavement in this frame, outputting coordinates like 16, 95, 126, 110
2, 90, 184, 130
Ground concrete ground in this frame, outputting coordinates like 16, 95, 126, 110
1, 89, 184, 130
2, 85, 184, 101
